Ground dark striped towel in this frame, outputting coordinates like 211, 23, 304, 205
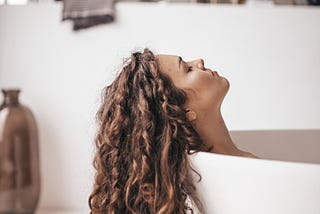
61, 0, 116, 31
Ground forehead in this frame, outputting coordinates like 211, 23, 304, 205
155, 54, 186, 89
156, 54, 179, 64
155, 54, 180, 73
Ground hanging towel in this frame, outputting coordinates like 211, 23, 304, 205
62, 0, 116, 31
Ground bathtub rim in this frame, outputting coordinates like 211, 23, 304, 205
189, 151, 320, 168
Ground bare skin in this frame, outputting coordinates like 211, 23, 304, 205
155, 54, 259, 159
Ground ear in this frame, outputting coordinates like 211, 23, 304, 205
185, 108, 197, 122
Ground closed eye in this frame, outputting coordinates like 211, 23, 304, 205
187, 66, 193, 72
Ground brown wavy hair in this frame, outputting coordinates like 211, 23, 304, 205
88, 48, 212, 214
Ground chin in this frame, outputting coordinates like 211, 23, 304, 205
221, 76, 230, 92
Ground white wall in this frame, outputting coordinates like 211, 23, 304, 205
0, 2, 320, 212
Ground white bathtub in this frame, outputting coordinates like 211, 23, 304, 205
189, 130, 320, 214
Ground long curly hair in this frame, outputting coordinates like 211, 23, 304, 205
88, 48, 212, 214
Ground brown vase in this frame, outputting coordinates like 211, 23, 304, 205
0, 89, 40, 214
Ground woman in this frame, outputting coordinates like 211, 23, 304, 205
89, 48, 258, 214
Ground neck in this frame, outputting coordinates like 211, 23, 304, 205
194, 108, 241, 155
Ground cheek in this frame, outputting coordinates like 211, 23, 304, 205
189, 72, 213, 91
190, 73, 221, 104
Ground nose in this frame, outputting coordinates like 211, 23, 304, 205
195, 59, 205, 70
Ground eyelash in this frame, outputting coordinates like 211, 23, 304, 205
187, 66, 193, 72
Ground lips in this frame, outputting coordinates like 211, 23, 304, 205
210, 70, 219, 78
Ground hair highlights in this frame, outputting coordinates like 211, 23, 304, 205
88, 48, 209, 214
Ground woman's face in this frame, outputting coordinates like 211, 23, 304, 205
155, 54, 229, 112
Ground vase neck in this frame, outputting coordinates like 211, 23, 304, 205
2, 89, 20, 105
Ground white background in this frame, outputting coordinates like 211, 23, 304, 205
0, 2, 320, 212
